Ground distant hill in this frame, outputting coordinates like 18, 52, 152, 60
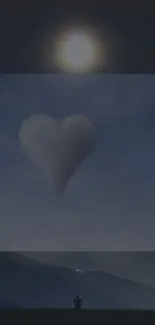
0, 252, 155, 308
0, 300, 20, 308
0, 252, 80, 308
83, 270, 155, 309
23, 251, 155, 287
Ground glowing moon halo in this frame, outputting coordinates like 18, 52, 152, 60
54, 29, 101, 73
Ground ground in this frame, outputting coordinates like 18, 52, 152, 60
0, 309, 154, 325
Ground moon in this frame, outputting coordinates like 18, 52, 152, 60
54, 28, 102, 73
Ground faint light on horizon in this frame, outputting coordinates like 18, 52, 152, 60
75, 268, 82, 273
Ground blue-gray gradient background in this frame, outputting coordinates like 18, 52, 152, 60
0, 74, 155, 250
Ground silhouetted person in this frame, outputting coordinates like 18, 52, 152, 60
73, 295, 83, 309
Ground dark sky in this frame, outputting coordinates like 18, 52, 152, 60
0, 1, 155, 73
0, 2, 155, 251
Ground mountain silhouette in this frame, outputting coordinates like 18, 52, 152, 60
27, 251, 155, 287
0, 252, 155, 309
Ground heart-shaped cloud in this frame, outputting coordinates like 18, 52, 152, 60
19, 114, 97, 195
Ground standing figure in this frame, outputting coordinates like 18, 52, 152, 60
73, 295, 83, 309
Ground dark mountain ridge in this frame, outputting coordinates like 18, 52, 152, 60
0, 252, 155, 309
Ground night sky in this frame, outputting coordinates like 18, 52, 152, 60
1, 1, 155, 73
0, 2, 155, 251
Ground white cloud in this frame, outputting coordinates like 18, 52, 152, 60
19, 113, 97, 195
